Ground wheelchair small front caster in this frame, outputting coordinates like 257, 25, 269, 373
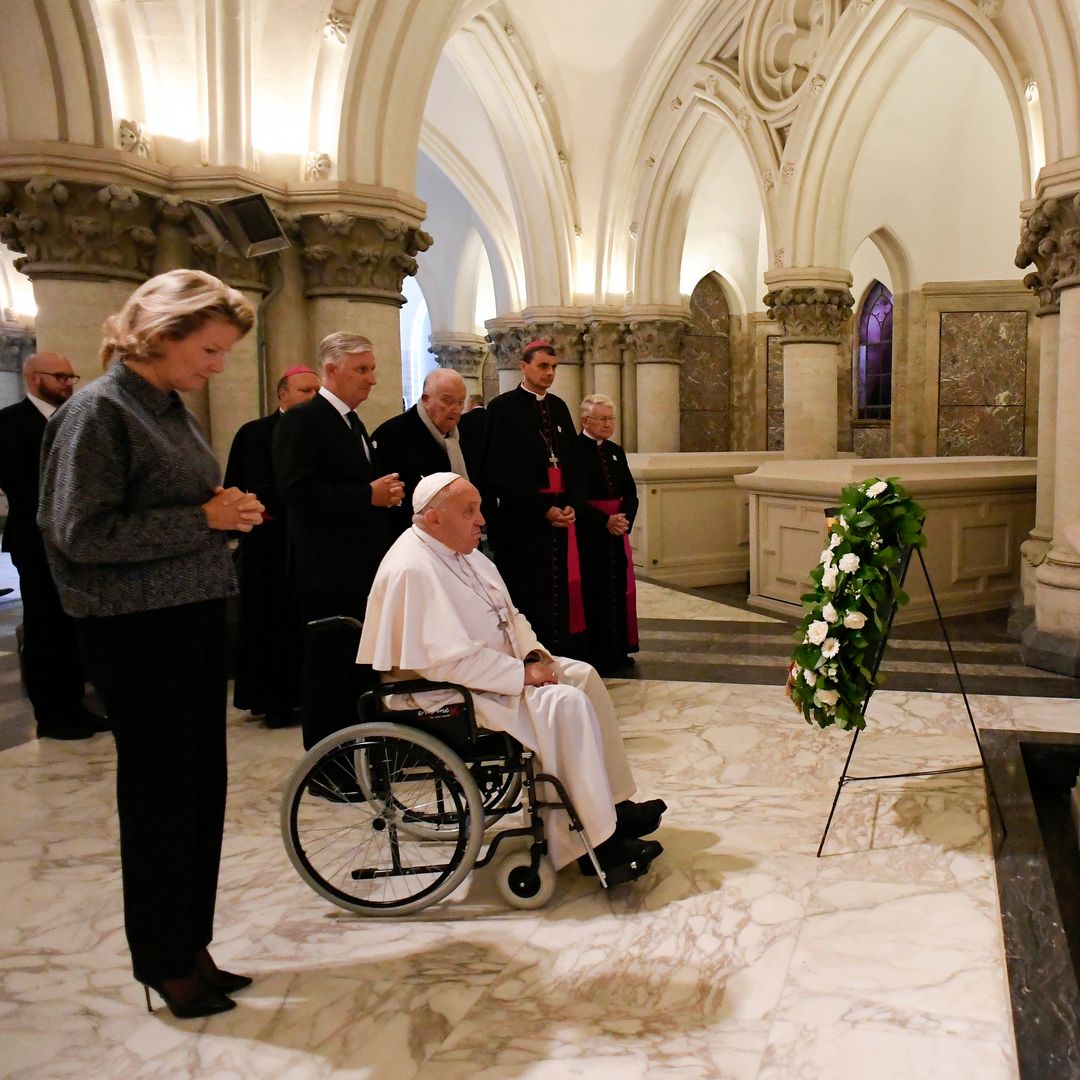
495, 850, 557, 909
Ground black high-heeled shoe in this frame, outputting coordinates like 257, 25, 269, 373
142, 975, 236, 1019
194, 948, 253, 994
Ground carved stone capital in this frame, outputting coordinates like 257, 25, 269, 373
628, 318, 685, 363
0, 175, 157, 283
523, 319, 585, 365
428, 334, 489, 379
762, 283, 854, 342
485, 319, 528, 371
298, 212, 433, 305
190, 233, 270, 295
1016, 191, 1080, 307
582, 320, 625, 366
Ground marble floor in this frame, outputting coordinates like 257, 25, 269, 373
2, 577, 1079, 1078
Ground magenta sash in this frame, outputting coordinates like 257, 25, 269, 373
586, 497, 639, 647
539, 472, 586, 635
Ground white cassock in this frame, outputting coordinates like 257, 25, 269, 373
357, 526, 636, 869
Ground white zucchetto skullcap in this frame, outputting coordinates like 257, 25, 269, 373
413, 472, 461, 513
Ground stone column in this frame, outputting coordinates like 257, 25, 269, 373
1015, 203, 1063, 615
628, 317, 685, 453
583, 319, 625, 443
0, 176, 158, 384
485, 317, 526, 394
191, 235, 270, 466
428, 332, 489, 395
525, 318, 585, 419
620, 329, 638, 453
298, 210, 432, 429
1018, 191, 1080, 675
763, 268, 855, 460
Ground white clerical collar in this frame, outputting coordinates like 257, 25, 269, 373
27, 393, 56, 419
518, 383, 547, 401
319, 385, 355, 420
412, 525, 469, 561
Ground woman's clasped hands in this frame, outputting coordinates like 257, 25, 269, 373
203, 486, 265, 532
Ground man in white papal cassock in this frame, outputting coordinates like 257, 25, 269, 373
357, 472, 666, 883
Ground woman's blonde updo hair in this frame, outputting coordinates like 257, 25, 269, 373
100, 269, 255, 369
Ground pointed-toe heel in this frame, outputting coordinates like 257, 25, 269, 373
141, 979, 236, 1019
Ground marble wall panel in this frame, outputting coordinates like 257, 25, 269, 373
938, 310, 1027, 456
853, 423, 891, 458
767, 335, 784, 451
680, 410, 731, 452
680, 335, 730, 412
939, 311, 1027, 406
680, 275, 731, 451
938, 406, 1025, 456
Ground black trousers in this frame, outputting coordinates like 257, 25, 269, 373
13, 549, 87, 722
298, 590, 372, 752
77, 599, 228, 983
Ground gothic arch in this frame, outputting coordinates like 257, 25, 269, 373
0, 0, 112, 147
417, 132, 524, 312
336, 0, 465, 190
441, 11, 577, 306
786, 0, 1033, 269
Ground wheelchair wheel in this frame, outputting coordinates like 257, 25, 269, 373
495, 850, 557, 910
352, 737, 523, 839
281, 722, 485, 916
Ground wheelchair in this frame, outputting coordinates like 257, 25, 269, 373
280, 617, 611, 916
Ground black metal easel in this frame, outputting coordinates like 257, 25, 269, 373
816, 542, 1005, 857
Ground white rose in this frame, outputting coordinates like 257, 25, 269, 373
829, 533, 842, 550
821, 566, 839, 591
866, 481, 888, 498
815, 688, 839, 707
843, 611, 867, 630
838, 553, 861, 574
803, 667, 816, 686
822, 602, 838, 624
821, 637, 840, 659
820, 548, 834, 567
806, 620, 829, 645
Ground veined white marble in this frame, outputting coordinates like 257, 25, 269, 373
636, 581, 780, 623
2, 587, 1075, 1076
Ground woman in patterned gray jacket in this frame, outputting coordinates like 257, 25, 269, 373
39, 269, 263, 1019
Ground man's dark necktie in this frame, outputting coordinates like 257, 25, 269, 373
346, 411, 371, 461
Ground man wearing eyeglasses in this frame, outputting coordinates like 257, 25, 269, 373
0, 353, 104, 739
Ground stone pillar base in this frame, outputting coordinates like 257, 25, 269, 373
1025, 550, 1080, 673
1021, 623, 1080, 677
1020, 532, 1052, 604
1006, 594, 1035, 640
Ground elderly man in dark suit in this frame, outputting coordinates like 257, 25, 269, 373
273, 333, 404, 750
371, 368, 483, 538
0, 353, 103, 739
224, 364, 321, 728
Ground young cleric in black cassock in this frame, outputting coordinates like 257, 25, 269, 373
480, 346, 589, 660
576, 429, 640, 674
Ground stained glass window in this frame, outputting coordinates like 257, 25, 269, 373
856, 281, 893, 421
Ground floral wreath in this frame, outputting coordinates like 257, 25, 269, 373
787, 477, 926, 730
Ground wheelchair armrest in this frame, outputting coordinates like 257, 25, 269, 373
360, 680, 480, 741
306, 615, 364, 633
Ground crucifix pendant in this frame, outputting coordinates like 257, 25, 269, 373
548, 451, 559, 468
